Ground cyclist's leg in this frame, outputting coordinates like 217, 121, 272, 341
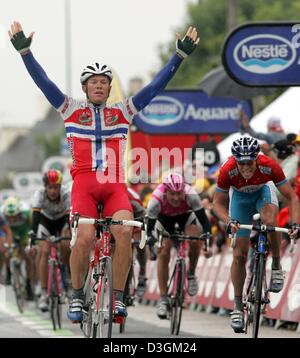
229, 190, 254, 332
110, 209, 133, 317
101, 182, 135, 317
184, 213, 201, 296
68, 173, 100, 322
20, 239, 35, 300
58, 221, 71, 292
134, 231, 147, 291
152, 217, 173, 319
36, 219, 52, 311
257, 184, 283, 292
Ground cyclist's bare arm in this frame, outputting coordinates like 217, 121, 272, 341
277, 181, 300, 225
8, 21, 65, 109
187, 191, 211, 234
212, 191, 231, 225
2, 224, 13, 245
132, 26, 200, 112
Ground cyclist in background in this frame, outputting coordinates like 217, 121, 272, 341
2, 197, 35, 299
0, 211, 13, 284
127, 187, 147, 295
212, 136, 300, 333
30, 169, 70, 312
146, 172, 212, 319
9, 21, 200, 322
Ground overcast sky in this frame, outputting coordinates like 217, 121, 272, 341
0, 0, 197, 127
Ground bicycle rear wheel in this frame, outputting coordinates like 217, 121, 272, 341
169, 260, 185, 335
252, 254, 265, 338
93, 256, 113, 338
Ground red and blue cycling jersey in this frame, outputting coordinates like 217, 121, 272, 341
58, 97, 137, 179
216, 154, 287, 194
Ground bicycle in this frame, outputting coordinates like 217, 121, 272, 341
230, 213, 291, 338
30, 233, 70, 331
119, 237, 144, 334
4, 242, 27, 313
71, 214, 143, 338
156, 229, 211, 335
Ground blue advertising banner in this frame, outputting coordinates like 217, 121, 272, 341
222, 22, 300, 86
133, 90, 252, 134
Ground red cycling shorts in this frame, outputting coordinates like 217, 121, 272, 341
71, 172, 132, 219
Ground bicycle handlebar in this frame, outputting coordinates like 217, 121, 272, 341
238, 224, 289, 234
30, 235, 71, 246
76, 217, 143, 228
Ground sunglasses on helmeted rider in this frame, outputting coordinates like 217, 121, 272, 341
237, 160, 255, 166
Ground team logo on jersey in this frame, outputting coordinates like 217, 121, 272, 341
258, 165, 271, 175
229, 168, 239, 178
105, 111, 119, 126
78, 112, 92, 125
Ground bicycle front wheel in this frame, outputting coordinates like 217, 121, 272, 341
169, 260, 185, 335
11, 261, 26, 314
120, 264, 135, 334
81, 268, 93, 338
252, 254, 265, 338
93, 256, 113, 338
49, 263, 61, 331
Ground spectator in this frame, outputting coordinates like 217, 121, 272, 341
239, 109, 286, 146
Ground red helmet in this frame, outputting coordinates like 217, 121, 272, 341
163, 172, 185, 192
43, 169, 63, 186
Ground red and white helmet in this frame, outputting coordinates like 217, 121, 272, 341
163, 172, 185, 192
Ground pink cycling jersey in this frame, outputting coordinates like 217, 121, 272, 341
148, 183, 202, 217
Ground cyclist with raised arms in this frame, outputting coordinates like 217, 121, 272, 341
212, 136, 300, 333
146, 172, 211, 319
30, 169, 70, 311
8, 21, 200, 322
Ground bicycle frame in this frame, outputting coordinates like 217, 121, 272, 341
47, 242, 63, 299
244, 231, 269, 338
237, 217, 289, 338
72, 215, 143, 339
158, 230, 203, 336
30, 235, 70, 330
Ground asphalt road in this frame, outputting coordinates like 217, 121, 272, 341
1, 285, 299, 339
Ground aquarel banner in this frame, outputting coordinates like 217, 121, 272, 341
132, 90, 252, 134
222, 22, 300, 86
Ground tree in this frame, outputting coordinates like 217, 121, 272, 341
160, 0, 300, 88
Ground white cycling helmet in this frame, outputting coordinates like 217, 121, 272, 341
80, 62, 113, 84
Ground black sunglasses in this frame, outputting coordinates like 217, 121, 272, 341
237, 160, 255, 166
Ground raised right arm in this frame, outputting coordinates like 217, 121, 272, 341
9, 21, 65, 109
21, 52, 65, 109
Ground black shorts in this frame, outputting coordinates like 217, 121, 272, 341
37, 214, 69, 237
157, 212, 197, 235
